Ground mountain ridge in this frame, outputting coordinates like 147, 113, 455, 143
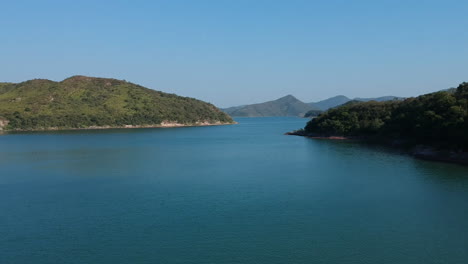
309, 95, 403, 111
223, 94, 403, 117
223, 95, 321, 117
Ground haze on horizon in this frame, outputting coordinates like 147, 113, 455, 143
1, 0, 467, 108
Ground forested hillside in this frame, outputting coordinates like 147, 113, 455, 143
303, 83, 468, 149
0, 76, 234, 131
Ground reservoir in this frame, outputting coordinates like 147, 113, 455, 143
1, 117, 467, 264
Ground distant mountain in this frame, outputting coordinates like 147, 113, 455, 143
222, 105, 245, 114
224, 94, 403, 117
223, 95, 321, 117
310, 95, 403, 110
0, 76, 234, 131
309, 95, 351, 111
354, 96, 403, 102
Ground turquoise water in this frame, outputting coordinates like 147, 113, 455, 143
1, 117, 468, 264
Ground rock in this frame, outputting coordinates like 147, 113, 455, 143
0, 118, 9, 131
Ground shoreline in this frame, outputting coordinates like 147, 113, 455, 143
285, 130, 353, 140
0, 121, 237, 133
286, 130, 468, 166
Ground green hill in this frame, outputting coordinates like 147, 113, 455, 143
0, 76, 234, 131
223, 95, 321, 117
300, 82, 468, 150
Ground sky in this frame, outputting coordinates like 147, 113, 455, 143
1, 0, 467, 107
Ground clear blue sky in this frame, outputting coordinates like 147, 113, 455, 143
1, 0, 467, 107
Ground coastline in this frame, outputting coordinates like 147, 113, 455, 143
286, 130, 468, 166
0, 121, 237, 133
285, 130, 353, 140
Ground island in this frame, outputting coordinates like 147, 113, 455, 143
288, 83, 468, 165
0, 76, 235, 131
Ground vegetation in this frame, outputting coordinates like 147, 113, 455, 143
0, 76, 234, 131
304, 83, 468, 149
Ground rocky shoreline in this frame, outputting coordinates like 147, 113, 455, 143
286, 129, 468, 166
285, 129, 354, 140
0, 121, 236, 133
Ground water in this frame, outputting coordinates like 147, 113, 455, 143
1, 117, 467, 264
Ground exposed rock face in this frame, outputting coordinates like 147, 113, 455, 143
0, 118, 9, 131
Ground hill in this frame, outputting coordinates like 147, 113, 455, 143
223, 95, 321, 117
0, 76, 234, 131
296, 82, 468, 151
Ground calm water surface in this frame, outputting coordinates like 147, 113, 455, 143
1, 117, 468, 264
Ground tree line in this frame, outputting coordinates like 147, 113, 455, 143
304, 83, 468, 149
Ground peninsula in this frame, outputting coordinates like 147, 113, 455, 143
288, 83, 468, 164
